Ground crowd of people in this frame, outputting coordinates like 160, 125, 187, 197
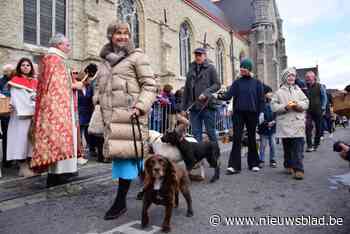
0, 19, 349, 222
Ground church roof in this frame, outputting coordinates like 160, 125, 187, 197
213, 0, 255, 32
184, 0, 248, 42
192, 0, 232, 28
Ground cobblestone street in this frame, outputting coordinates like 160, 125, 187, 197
1, 128, 350, 234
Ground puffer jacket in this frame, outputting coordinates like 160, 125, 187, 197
271, 84, 309, 138
94, 47, 157, 159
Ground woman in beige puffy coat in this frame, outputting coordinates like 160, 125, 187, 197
94, 21, 157, 220
271, 67, 309, 180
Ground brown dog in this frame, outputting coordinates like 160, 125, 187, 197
141, 154, 193, 233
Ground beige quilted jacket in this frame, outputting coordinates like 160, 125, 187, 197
271, 84, 309, 138
94, 48, 157, 159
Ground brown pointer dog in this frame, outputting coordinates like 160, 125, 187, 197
141, 154, 193, 233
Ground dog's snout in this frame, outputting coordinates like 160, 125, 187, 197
153, 167, 160, 172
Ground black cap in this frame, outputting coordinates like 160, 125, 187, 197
194, 47, 207, 54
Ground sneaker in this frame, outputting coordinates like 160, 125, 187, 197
270, 160, 277, 168
77, 158, 88, 166
226, 167, 240, 175
306, 147, 314, 152
252, 166, 260, 172
329, 133, 334, 138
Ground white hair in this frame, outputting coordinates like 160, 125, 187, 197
2, 64, 14, 75
49, 33, 67, 47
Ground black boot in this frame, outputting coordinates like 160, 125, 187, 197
104, 178, 131, 220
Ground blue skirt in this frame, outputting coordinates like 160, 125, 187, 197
112, 159, 144, 180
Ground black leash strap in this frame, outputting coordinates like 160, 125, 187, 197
131, 114, 144, 176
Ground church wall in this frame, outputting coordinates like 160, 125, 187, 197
0, 0, 249, 90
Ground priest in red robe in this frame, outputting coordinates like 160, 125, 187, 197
31, 34, 83, 187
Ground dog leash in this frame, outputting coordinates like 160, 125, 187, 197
131, 114, 144, 176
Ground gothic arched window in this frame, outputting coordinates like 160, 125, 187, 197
179, 22, 191, 77
117, 0, 139, 47
216, 39, 225, 84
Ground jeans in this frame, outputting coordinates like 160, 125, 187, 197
190, 109, 217, 142
306, 113, 322, 148
228, 111, 260, 170
80, 125, 94, 153
259, 134, 276, 162
282, 138, 305, 172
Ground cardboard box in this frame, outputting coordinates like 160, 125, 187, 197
0, 97, 10, 116
332, 92, 350, 118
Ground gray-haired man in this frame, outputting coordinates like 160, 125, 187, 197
31, 34, 81, 187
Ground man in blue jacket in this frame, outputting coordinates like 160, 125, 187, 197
217, 59, 265, 174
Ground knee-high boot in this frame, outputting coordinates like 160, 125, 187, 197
104, 178, 131, 220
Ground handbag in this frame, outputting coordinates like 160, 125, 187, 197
88, 105, 104, 135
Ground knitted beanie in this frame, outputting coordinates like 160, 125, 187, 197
280, 67, 297, 85
240, 59, 253, 72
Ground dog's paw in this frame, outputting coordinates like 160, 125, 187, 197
186, 210, 194, 217
161, 225, 171, 233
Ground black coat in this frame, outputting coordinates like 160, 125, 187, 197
181, 60, 221, 111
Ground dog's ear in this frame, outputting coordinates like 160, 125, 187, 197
143, 157, 154, 190
144, 157, 153, 177
175, 124, 186, 136
164, 157, 177, 184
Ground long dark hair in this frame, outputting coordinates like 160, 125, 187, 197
15, 57, 35, 78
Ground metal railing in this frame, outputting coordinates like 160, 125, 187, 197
148, 101, 232, 136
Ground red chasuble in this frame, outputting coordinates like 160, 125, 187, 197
30, 52, 75, 171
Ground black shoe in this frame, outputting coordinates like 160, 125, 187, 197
104, 203, 127, 220
46, 174, 60, 188
270, 160, 277, 168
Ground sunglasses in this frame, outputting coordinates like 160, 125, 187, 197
72, 72, 79, 75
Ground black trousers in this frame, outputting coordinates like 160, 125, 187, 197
282, 138, 305, 172
228, 111, 259, 170
306, 112, 322, 148
1, 117, 9, 164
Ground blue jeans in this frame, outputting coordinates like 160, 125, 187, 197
190, 109, 217, 142
259, 134, 276, 162
282, 138, 305, 172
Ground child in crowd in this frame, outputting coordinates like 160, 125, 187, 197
258, 92, 277, 168
7, 58, 38, 177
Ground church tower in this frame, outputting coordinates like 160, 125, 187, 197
250, 0, 276, 88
